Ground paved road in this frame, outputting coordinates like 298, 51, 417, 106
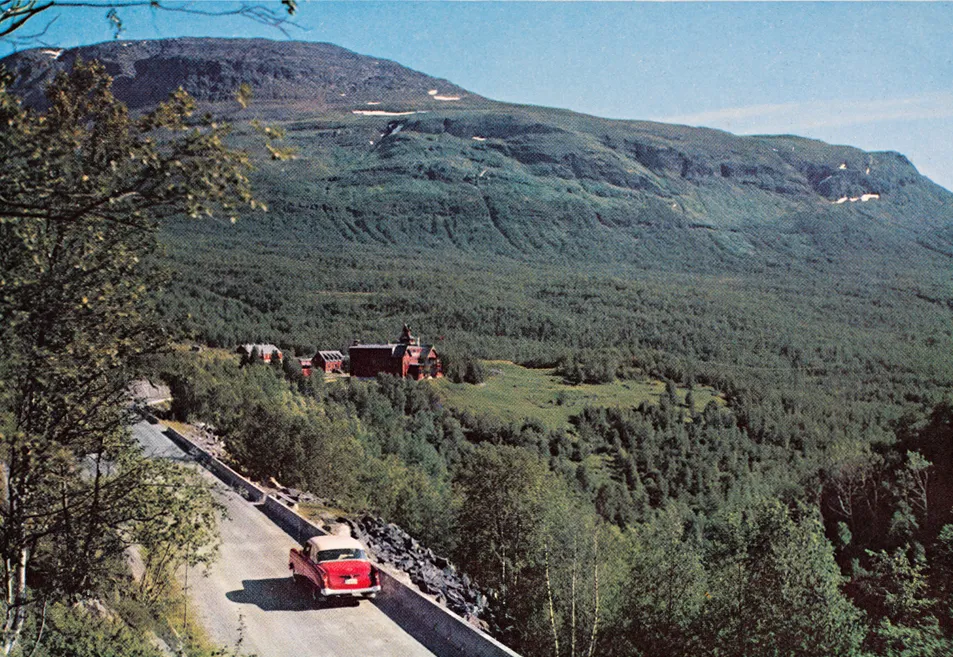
132, 421, 437, 657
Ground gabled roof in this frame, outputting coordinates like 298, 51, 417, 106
350, 333, 439, 364
353, 342, 438, 362
316, 350, 345, 361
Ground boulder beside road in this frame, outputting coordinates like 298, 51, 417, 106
346, 514, 489, 624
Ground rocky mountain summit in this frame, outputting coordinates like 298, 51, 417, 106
2, 37, 478, 111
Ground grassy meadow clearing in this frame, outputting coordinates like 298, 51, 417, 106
432, 360, 723, 430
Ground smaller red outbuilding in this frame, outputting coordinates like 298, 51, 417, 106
314, 350, 346, 374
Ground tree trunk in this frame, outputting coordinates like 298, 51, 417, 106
585, 533, 600, 657
2, 546, 30, 656
544, 545, 560, 657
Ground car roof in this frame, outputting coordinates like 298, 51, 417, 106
306, 535, 364, 552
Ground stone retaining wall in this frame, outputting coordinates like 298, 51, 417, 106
164, 427, 265, 503
160, 425, 520, 657
262, 494, 326, 543
373, 569, 519, 657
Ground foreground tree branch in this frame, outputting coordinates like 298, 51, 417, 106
1, 0, 298, 44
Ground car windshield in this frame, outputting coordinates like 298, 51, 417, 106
316, 548, 366, 562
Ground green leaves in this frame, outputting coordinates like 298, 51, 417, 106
857, 546, 953, 655
130, 460, 224, 605
234, 82, 253, 110
0, 58, 256, 653
452, 444, 623, 654
250, 119, 297, 162
604, 504, 706, 657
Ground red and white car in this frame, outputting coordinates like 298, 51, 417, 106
289, 535, 381, 603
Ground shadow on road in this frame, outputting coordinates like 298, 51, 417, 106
226, 578, 360, 612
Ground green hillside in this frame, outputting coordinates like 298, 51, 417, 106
6, 39, 952, 279
227, 105, 953, 272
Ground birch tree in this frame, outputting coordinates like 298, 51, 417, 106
0, 59, 253, 654
454, 445, 624, 656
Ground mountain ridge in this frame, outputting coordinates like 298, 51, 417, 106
1, 37, 483, 111
3, 37, 952, 275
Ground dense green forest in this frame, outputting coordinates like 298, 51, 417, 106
154, 152, 953, 655
4, 35, 953, 657
155, 325, 953, 656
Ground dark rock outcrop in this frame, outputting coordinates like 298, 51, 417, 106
346, 514, 488, 621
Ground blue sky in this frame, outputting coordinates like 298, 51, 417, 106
6, 1, 953, 190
